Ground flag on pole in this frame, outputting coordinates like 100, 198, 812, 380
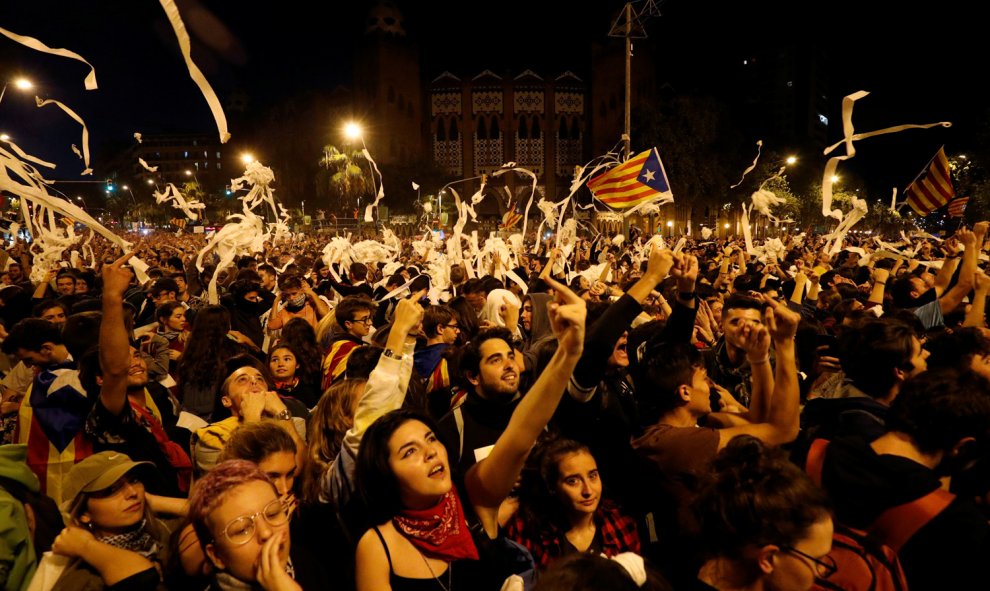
587, 148, 672, 209
905, 147, 955, 215
501, 209, 523, 229
947, 197, 970, 218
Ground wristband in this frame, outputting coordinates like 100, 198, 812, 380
748, 356, 771, 366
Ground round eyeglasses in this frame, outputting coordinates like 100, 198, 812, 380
221, 498, 290, 546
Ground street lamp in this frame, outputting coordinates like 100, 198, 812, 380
0, 77, 32, 104
0, 134, 8, 142
341, 121, 376, 221
785, 155, 797, 165
75, 195, 88, 209
830, 175, 840, 183
344, 122, 362, 141
240, 153, 254, 165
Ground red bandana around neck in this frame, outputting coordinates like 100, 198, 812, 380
393, 489, 479, 562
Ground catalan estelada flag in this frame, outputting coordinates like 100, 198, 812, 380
947, 197, 970, 218
587, 148, 672, 209
501, 209, 523, 229
905, 147, 955, 216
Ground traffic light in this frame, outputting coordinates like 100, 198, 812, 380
105, 179, 114, 192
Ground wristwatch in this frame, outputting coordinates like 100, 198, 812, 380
274, 409, 292, 421
382, 348, 406, 360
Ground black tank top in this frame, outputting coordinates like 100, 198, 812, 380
373, 527, 454, 591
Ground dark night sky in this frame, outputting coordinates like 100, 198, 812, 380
1, 0, 985, 198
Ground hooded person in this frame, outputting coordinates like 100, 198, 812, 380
521, 292, 555, 374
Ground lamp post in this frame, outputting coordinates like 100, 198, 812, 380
343, 121, 376, 224
0, 77, 32, 105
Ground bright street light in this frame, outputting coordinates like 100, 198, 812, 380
344, 122, 362, 140
723, 223, 730, 229
830, 175, 840, 183
184, 170, 192, 176
785, 155, 797, 165
146, 179, 154, 185
122, 185, 129, 190
0, 134, 8, 141
240, 153, 254, 165
13, 78, 32, 91
666, 220, 674, 228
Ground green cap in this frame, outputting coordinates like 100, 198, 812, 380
60, 451, 154, 511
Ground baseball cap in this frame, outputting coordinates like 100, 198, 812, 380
60, 451, 156, 511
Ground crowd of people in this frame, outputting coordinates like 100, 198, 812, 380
0, 221, 988, 591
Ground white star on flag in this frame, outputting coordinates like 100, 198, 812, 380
642, 169, 656, 182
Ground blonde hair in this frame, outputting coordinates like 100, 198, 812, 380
315, 308, 341, 349
301, 378, 366, 504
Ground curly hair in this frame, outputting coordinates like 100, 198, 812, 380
188, 460, 275, 548
693, 435, 831, 572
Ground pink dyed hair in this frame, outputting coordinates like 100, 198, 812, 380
188, 459, 275, 547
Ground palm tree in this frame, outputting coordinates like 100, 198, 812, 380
316, 144, 373, 217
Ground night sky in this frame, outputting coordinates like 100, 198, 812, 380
1, 0, 985, 198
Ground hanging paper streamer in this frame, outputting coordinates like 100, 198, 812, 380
821, 90, 950, 222
824, 196, 868, 255
196, 161, 289, 303
154, 183, 205, 220
701, 227, 713, 240
361, 148, 385, 222
158, 0, 231, 143
0, 143, 143, 283
730, 140, 763, 189
0, 26, 97, 90
491, 164, 538, 239
139, 158, 158, 173
134, 132, 143, 143
34, 97, 92, 175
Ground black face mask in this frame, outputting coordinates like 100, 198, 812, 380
284, 300, 306, 313
241, 298, 267, 315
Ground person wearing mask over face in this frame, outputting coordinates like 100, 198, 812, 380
266, 274, 330, 332
220, 279, 274, 353
353, 276, 586, 591
53, 451, 172, 591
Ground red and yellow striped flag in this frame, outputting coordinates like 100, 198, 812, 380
905, 147, 955, 216
587, 148, 672, 209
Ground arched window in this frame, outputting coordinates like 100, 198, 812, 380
531, 116, 541, 139
559, 117, 569, 139
476, 117, 488, 140
437, 119, 447, 141
518, 117, 529, 139
570, 116, 580, 140
490, 117, 500, 140
449, 119, 459, 141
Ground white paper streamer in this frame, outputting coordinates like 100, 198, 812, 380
196, 162, 288, 303
34, 97, 92, 175
0, 26, 97, 90
138, 158, 158, 173
134, 132, 143, 143
361, 148, 385, 222
154, 183, 205, 220
158, 0, 231, 143
730, 140, 763, 189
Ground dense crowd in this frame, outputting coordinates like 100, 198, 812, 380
0, 222, 988, 591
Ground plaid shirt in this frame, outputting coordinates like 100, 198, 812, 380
506, 501, 640, 568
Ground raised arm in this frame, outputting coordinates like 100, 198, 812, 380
964, 271, 990, 328
99, 250, 139, 416
466, 277, 585, 535
939, 226, 979, 314
716, 297, 801, 449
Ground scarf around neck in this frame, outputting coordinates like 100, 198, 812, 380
393, 489, 479, 562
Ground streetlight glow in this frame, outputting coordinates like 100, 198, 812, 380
830, 175, 840, 183
184, 170, 192, 176
344, 122, 362, 140
240, 153, 254, 165
666, 220, 674, 228
146, 179, 154, 185
0, 134, 8, 141
785, 156, 797, 165
122, 185, 129, 190
13, 78, 32, 90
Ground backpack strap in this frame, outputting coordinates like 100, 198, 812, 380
453, 405, 465, 460
804, 438, 830, 487
870, 487, 955, 553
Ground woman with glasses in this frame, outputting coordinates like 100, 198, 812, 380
188, 460, 323, 591
52, 451, 172, 591
692, 435, 835, 591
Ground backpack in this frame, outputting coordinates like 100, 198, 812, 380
811, 524, 908, 591
805, 439, 955, 591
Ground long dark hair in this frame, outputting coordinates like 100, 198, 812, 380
517, 436, 596, 536
355, 409, 443, 524
177, 305, 238, 388
277, 317, 323, 388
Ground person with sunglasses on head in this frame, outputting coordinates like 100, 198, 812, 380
52, 451, 172, 591
692, 435, 834, 591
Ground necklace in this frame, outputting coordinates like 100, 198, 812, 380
415, 547, 452, 591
